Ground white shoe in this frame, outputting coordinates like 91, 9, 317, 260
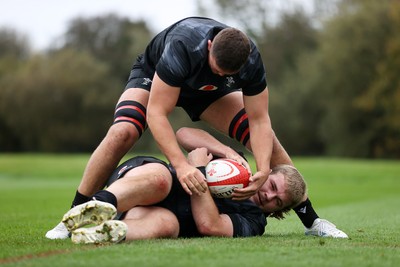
45, 221, 70, 240
62, 200, 117, 231
71, 220, 127, 244
305, 218, 348, 238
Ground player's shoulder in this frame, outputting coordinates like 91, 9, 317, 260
168, 17, 227, 41
176, 17, 228, 29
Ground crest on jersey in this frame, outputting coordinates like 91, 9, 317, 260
141, 78, 152, 86
225, 76, 235, 88
198, 85, 218, 91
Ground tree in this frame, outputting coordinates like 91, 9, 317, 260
0, 49, 119, 152
353, 0, 400, 157
0, 28, 31, 151
259, 11, 320, 155
314, 0, 396, 157
61, 14, 152, 83
0, 27, 30, 60
0, 15, 157, 152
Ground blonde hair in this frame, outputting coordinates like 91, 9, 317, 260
268, 164, 307, 220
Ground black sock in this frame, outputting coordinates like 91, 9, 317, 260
71, 191, 92, 208
92, 190, 118, 208
293, 198, 319, 228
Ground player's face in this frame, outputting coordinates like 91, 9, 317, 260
253, 172, 291, 213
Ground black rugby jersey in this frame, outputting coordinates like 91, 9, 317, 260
141, 17, 267, 99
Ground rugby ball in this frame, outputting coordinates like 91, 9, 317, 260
205, 159, 250, 198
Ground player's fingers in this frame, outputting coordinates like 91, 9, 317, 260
193, 170, 208, 191
191, 178, 207, 194
196, 179, 208, 192
185, 179, 201, 195
200, 180, 208, 191
245, 184, 258, 195
231, 192, 252, 201
231, 191, 253, 201
196, 176, 208, 191
231, 186, 256, 200
242, 161, 252, 174
249, 173, 260, 182
180, 179, 193, 196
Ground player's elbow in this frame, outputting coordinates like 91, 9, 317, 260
196, 221, 217, 236
196, 220, 231, 237
145, 107, 161, 126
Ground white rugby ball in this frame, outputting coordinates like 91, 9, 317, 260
205, 158, 250, 198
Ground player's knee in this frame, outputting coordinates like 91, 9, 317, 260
147, 164, 173, 195
154, 175, 172, 196
113, 100, 147, 138
107, 122, 138, 147
229, 108, 250, 146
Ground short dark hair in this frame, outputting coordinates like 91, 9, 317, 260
211, 28, 251, 72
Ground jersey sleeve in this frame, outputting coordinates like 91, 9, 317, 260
227, 211, 266, 237
240, 45, 268, 96
156, 40, 191, 87
215, 199, 266, 237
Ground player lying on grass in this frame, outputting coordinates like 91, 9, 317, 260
62, 147, 307, 244
176, 127, 348, 238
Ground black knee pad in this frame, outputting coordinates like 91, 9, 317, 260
229, 108, 250, 146
113, 100, 147, 137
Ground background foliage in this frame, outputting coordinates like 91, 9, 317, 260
0, 0, 399, 158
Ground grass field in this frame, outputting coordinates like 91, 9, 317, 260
0, 153, 399, 267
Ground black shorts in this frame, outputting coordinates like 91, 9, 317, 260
107, 156, 201, 237
124, 55, 153, 91
124, 55, 240, 121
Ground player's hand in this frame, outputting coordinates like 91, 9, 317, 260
176, 161, 208, 196
187, 147, 213, 167
231, 170, 269, 201
224, 151, 252, 175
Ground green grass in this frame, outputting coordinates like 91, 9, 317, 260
0, 154, 399, 267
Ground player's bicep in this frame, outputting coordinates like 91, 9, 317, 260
243, 88, 269, 119
148, 73, 180, 116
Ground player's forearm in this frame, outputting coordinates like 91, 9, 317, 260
243, 89, 272, 174
191, 190, 233, 237
147, 115, 187, 167
249, 119, 273, 173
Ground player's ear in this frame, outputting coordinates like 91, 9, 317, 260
207, 40, 212, 51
